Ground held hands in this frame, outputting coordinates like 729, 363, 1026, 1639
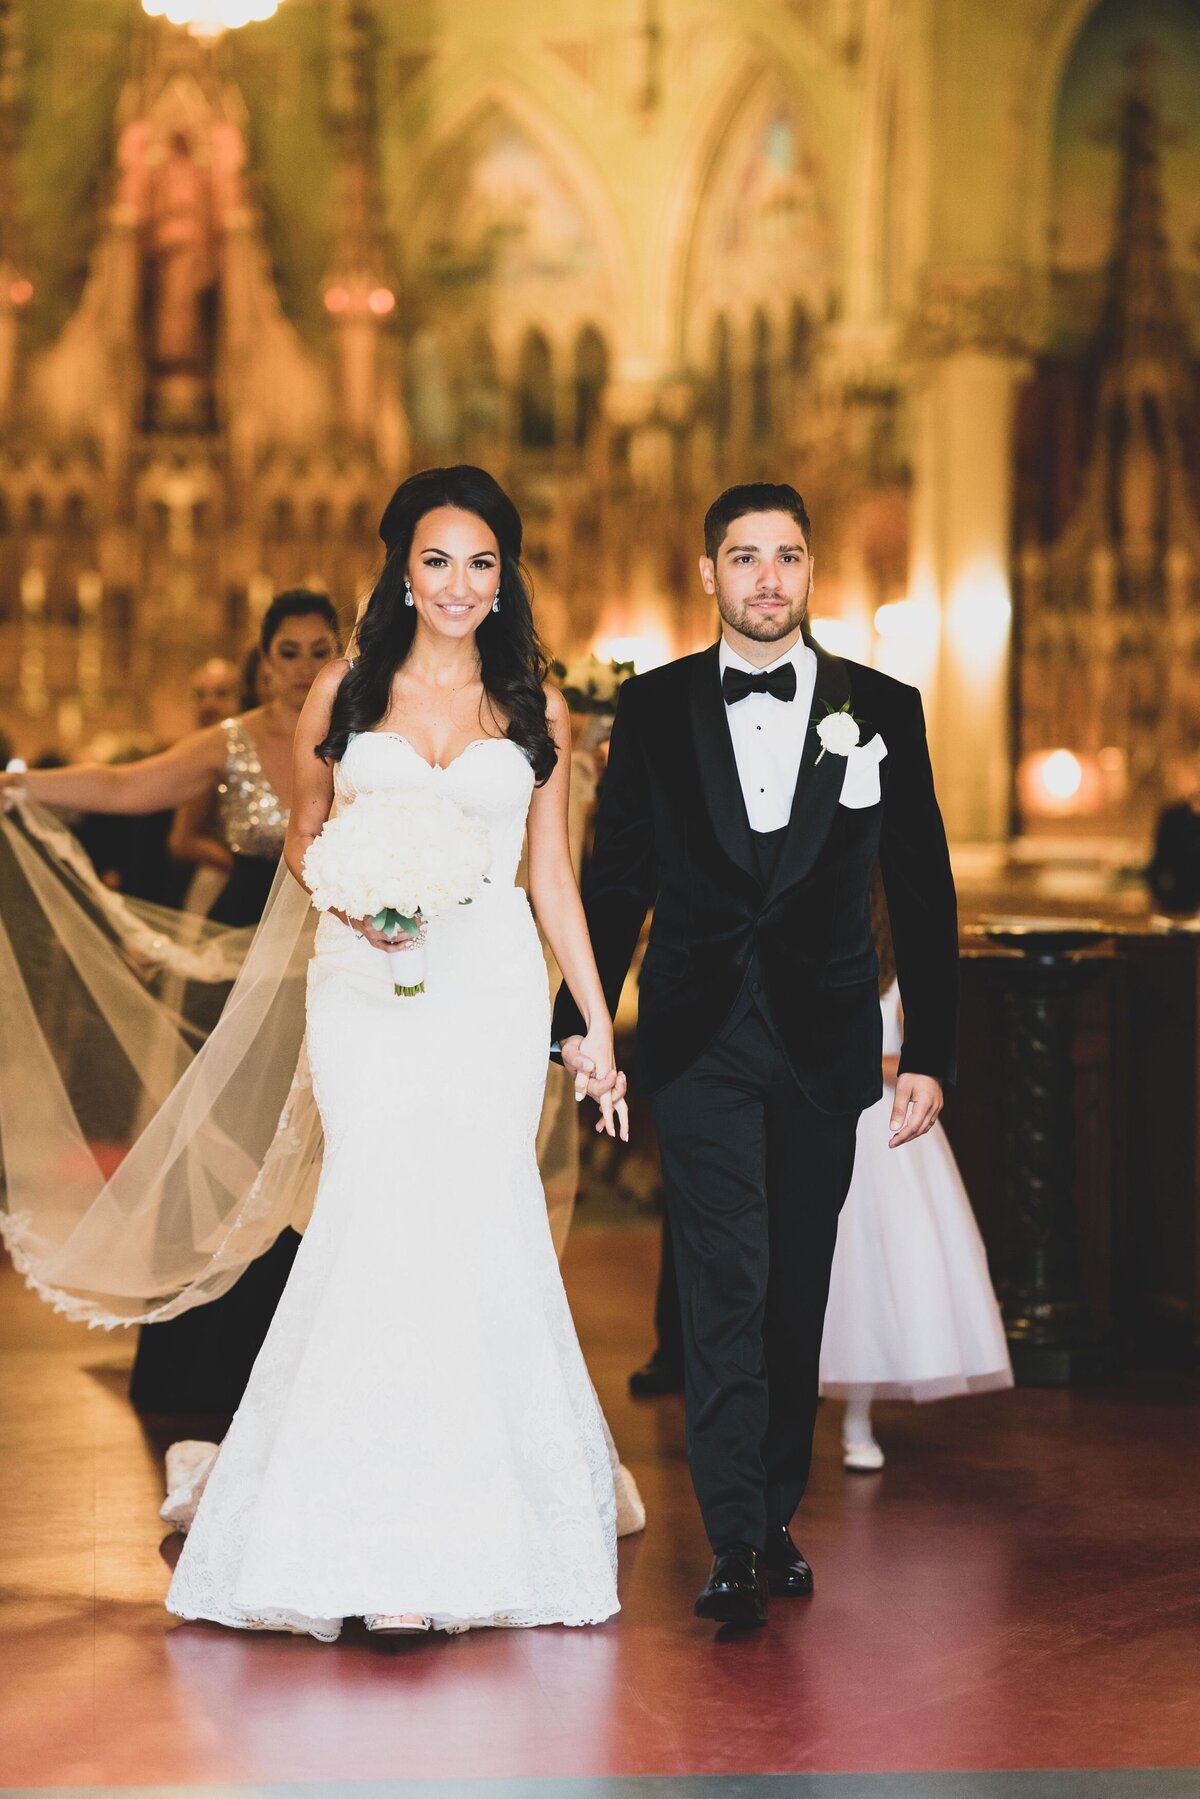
888, 1073, 943, 1148
559, 1031, 630, 1143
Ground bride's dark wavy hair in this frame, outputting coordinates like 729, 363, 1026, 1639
316, 466, 556, 782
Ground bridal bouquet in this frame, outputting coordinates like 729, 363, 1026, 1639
303, 788, 491, 997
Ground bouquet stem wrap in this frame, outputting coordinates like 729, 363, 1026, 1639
371, 908, 426, 997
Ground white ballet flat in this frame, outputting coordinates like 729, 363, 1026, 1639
843, 1436, 885, 1472
364, 1613, 432, 1635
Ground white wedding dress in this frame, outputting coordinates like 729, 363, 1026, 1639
166, 731, 622, 1638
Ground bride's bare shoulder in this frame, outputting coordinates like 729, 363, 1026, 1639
543, 683, 570, 731
323, 654, 355, 686
300, 658, 353, 734
312, 656, 353, 700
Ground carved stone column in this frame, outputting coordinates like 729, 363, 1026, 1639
907, 267, 1033, 841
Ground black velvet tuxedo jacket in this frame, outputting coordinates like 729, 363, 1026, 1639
552, 637, 959, 1113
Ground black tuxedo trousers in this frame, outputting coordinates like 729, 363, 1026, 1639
654, 977, 858, 1550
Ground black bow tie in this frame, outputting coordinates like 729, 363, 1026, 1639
722, 663, 797, 706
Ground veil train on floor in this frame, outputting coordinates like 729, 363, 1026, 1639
0, 802, 321, 1326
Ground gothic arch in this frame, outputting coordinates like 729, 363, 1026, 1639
656, 9, 850, 365
674, 63, 838, 370
1022, 0, 1200, 342
843, 0, 915, 327
1015, 0, 1200, 309
391, 73, 635, 332
1021, 0, 1121, 277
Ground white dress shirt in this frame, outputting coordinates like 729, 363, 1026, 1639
718, 636, 817, 833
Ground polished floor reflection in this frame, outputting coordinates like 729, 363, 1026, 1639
1, 1234, 1198, 1789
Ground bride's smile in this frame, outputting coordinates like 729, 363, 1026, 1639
409, 507, 501, 639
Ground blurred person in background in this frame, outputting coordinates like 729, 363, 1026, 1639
169, 657, 241, 916
1147, 774, 1200, 915
1, 588, 343, 1417
818, 878, 1011, 1470
190, 657, 239, 728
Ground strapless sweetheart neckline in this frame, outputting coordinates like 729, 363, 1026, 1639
358, 731, 521, 775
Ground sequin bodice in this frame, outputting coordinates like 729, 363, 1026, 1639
217, 718, 288, 857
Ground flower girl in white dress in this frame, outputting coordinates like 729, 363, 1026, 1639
819, 884, 1012, 1470
162, 468, 638, 1638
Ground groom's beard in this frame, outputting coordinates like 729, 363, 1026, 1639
716, 580, 810, 644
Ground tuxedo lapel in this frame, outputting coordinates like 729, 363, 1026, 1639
766, 637, 853, 902
688, 644, 758, 885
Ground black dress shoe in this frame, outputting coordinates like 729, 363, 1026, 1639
628, 1351, 685, 1397
694, 1547, 769, 1627
765, 1525, 814, 1597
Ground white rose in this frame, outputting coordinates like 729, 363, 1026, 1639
815, 711, 861, 758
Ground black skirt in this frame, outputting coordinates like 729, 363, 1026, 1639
205, 851, 280, 928
129, 851, 300, 1419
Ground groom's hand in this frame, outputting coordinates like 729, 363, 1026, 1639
888, 1074, 943, 1147
559, 1035, 619, 1098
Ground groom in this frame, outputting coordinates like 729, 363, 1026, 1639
555, 482, 958, 1627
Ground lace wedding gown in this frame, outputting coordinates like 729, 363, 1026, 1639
166, 731, 622, 1638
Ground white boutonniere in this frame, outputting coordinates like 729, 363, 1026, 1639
814, 700, 863, 762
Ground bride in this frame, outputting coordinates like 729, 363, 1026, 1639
0, 465, 634, 1638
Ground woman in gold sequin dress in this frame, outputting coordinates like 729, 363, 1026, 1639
6, 590, 342, 1415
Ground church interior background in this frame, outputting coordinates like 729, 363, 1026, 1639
4, 7, 1200, 1791
1, 0, 1199, 858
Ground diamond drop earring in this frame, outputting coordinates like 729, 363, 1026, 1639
492, 589, 501, 615
404, 578, 414, 608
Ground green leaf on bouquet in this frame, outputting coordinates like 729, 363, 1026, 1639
370, 908, 420, 939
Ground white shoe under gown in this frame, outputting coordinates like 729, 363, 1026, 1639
166, 731, 621, 1638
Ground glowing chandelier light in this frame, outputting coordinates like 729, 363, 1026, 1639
141, 0, 285, 39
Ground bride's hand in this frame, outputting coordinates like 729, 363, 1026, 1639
576, 1024, 630, 1142
336, 911, 428, 953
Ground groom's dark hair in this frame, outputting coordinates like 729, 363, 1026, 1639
704, 483, 812, 562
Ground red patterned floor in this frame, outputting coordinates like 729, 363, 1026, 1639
1, 1232, 1198, 1786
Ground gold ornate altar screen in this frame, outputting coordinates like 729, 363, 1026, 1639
0, 0, 1198, 847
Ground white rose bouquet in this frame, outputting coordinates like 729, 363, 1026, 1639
303, 788, 491, 997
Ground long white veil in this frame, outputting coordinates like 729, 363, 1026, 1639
0, 801, 322, 1326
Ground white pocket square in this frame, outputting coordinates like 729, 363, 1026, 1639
838, 733, 887, 809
